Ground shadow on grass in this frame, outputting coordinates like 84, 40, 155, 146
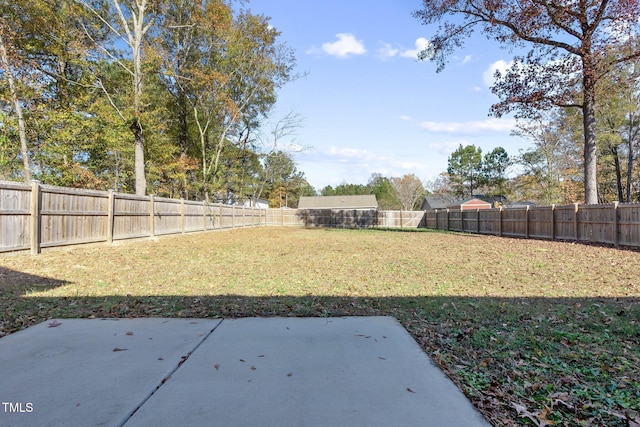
1, 267, 639, 426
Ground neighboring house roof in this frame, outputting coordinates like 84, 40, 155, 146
422, 195, 502, 210
509, 201, 537, 208
298, 195, 378, 209
421, 196, 462, 210
242, 198, 269, 208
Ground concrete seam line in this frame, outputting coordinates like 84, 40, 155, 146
117, 318, 226, 427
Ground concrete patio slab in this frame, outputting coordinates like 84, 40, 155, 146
0, 317, 491, 427
0, 318, 223, 427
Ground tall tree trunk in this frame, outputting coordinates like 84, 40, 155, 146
626, 119, 638, 203
132, 28, 146, 195
611, 145, 624, 202
131, 119, 146, 195
178, 90, 189, 156
582, 56, 598, 205
0, 34, 31, 182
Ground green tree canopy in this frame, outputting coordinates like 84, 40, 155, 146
447, 144, 483, 197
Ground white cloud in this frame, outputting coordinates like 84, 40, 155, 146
419, 118, 516, 134
325, 146, 381, 161
483, 59, 514, 87
400, 37, 430, 59
376, 42, 399, 60
392, 161, 427, 171
286, 143, 304, 152
313, 33, 366, 58
462, 55, 472, 65
427, 140, 470, 156
398, 115, 412, 121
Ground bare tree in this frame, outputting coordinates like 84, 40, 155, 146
391, 174, 426, 210
75, 0, 162, 195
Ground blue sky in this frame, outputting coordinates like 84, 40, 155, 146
248, 0, 528, 191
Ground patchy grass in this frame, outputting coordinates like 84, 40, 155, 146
1, 227, 639, 426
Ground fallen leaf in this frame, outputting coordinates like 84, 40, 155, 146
178, 354, 190, 366
250, 365, 256, 370
113, 347, 128, 352
512, 402, 556, 427
239, 359, 245, 363
125, 332, 133, 336
287, 372, 292, 377
214, 364, 220, 370
48, 320, 62, 328
538, 406, 556, 426
407, 387, 416, 393
480, 358, 492, 367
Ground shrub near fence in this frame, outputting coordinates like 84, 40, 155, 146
424, 202, 640, 249
0, 181, 265, 254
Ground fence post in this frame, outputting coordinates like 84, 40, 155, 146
525, 205, 530, 238
30, 180, 41, 255
551, 204, 556, 240
446, 209, 450, 231
476, 209, 480, 233
574, 203, 579, 241
219, 203, 223, 230
202, 201, 207, 231
107, 190, 115, 244
613, 201, 619, 247
149, 195, 155, 238
498, 207, 503, 237
180, 197, 186, 234
400, 210, 403, 229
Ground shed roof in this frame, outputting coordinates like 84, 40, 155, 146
298, 195, 378, 210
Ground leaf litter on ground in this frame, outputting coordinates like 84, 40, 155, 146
1, 227, 639, 426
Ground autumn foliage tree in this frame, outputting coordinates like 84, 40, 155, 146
390, 174, 426, 210
1, 0, 300, 203
414, 0, 640, 204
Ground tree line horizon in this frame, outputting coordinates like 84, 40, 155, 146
2, 1, 639, 206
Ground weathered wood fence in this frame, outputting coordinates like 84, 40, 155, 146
5, 181, 640, 254
423, 203, 640, 248
0, 181, 264, 254
264, 208, 425, 228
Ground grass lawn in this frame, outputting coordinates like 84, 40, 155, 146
1, 227, 639, 426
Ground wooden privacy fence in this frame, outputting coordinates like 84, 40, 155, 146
263, 208, 425, 228
423, 203, 640, 248
0, 181, 265, 254
6, 180, 640, 254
